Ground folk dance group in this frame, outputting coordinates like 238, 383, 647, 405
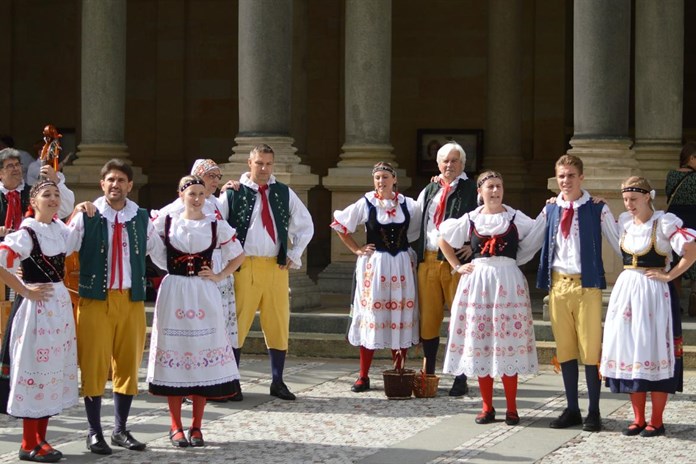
0, 142, 694, 463
332, 145, 696, 437
0, 145, 313, 462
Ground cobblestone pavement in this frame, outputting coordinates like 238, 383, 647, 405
1, 356, 694, 463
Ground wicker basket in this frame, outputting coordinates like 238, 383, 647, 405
382, 351, 414, 399
382, 368, 415, 399
412, 371, 440, 398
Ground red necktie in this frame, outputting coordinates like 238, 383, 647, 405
560, 203, 574, 239
258, 184, 276, 243
4, 190, 22, 230
432, 179, 452, 229
109, 215, 124, 291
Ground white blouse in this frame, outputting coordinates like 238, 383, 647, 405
618, 211, 695, 269
151, 214, 244, 267
331, 191, 422, 244
0, 218, 77, 271
439, 205, 543, 265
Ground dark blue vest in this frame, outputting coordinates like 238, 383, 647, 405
536, 199, 606, 290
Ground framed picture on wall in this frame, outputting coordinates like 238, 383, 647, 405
416, 129, 483, 177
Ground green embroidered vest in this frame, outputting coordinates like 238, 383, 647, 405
78, 208, 149, 301
414, 179, 477, 263
225, 182, 290, 265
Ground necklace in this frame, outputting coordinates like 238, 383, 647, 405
374, 191, 398, 216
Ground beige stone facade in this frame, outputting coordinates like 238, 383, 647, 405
1, 0, 695, 296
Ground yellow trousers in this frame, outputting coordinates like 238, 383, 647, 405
548, 272, 602, 364
77, 290, 146, 396
234, 257, 290, 350
417, 251, 461, 340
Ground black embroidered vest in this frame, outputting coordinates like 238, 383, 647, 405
621, 220, 669, 269
164, 215, 217, 276
20, 225, 65, 283
470, 214, 519, 260
364, 197, 410, 257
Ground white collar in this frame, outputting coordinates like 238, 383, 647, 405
239, 172, 277, 191
0, 180, 25, 195
436, 172, 468, 186
93, 196, 139, 223
556, 190, 590, 209
365, 190, 405, 205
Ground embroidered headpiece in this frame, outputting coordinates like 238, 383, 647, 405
179, 178, 205, 192
29, 179, 58, 198
372, 164, 396, 177
191, 159, 219, 177
622, 186, 655, 199
477, 174, 501, 188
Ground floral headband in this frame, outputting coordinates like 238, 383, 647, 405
179, 178, 205, 192
372, 165, 396, 177
477, 173, 501, 188
30, 179, 58, 198
190, 159, 219, 177
622, 186, 655, 199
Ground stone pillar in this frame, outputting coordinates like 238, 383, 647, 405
219, 0, 319, 311
484, 0, 526, 207
64, 0, 146, 203
558, 0, 636, 285
319, 0, 409, 294
634, 0, 684, 198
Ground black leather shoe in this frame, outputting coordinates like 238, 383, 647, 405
18, 443, 62, 463
111, 430, 146, 451
351, 377, 370, 393
549, 408, 583, 429
640, 424, 666, 437
622, 422, 647, 436
186, 427, 205, 447
169, 428, 189, 448
583, 410, 602, 432
505, 411, 520, 426
270, 381, 297, 400
449, 376, 469, 397
475, 408, 496, 424
86, 433, 112, 455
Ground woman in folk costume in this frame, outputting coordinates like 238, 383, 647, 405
147, 175, 245, 448
331, 162, 421, 392
600, 176, 696, 438
0, 180, 77, 463
151, 159, 242, 400
438, 171, 541, 426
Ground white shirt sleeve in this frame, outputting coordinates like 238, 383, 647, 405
439, 213, 472, 249
285, 189, 314, 269
600, 204, 621, 257
56, 172, 75, 219
146, 219, 167, 271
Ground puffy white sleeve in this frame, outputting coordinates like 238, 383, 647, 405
330, 197, 369, 235
660, 212, 696, 256
600, 204, 621, 257
217, 220, 244, 264
286, 189, 314, 269
0, 229, 34, 271
146, 219, 167, 271
405, 196, 422, 243
56, 172, 76, 219
65, 212, 85, 254
439, 213, 472, 249
515, 209, 545, 266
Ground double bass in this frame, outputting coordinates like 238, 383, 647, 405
39, 124, 62, 172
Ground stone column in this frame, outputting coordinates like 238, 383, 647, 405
219, 0, 319, 311
634, 0, 684, 197
558, 0, 636, 286
319, 0, 409, 293
64, 0, 146, 203
484, 0, 526, 207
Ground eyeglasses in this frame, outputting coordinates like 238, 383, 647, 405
205, 173, 223, 180
2, 162, 21, 170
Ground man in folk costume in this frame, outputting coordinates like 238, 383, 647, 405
220, 144, 313, 401
69, 159, 166, 455
0, 148, 74, 235
413, 142, 477, 396
535, 154, 621, 432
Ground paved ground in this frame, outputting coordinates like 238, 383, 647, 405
1, 355, 695, 464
